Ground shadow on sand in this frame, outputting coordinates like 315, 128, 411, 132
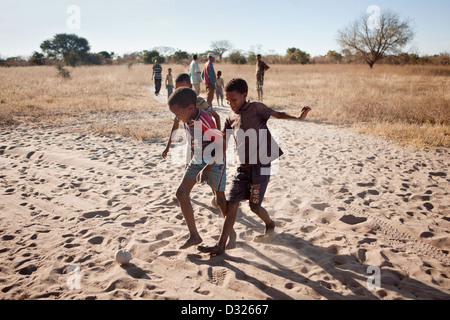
188, 228, 450, 300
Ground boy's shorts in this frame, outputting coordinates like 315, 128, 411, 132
216, 86, 224, 99
256, 73, 264, 89
228, 164, 271, 209
184, 159, 226, 192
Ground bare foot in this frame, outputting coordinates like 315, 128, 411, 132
226, 229, 237, 249
198, 245, 225, 256
180, 235, 203, 249
265, 220, 275, 233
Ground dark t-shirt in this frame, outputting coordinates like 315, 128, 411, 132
224, 101, 283, 166
256, 60, 270, 76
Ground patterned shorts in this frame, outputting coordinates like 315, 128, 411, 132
228, 164, 271, 208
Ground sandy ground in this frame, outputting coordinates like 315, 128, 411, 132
0, 89, 449, 300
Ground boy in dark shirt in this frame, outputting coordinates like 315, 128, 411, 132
198, 78, 311, 255
256, 54, 270, 101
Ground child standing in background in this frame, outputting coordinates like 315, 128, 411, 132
216, 71, 225, 107
166, 68, 174, 98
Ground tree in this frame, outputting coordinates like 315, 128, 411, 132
98, 51, 115, 65
227, 50, 247, 65
337, 9, 415, 69
142, 50, 165, 64
29, 51, 46, 65
210, 40, 232, 61
40, 33, 90, 66
153, 46, 176, 57
326, 50, 343, 63
169, 50, 189, 64
286, 48, 310, 64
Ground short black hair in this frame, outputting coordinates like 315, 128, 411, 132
225, 78, 248, 94
168, 87, 197, 109
193, 54, 198, 60
175, 73, 191, 85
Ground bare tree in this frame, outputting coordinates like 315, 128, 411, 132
210, 40, 233, 61
337, 9, 415, 68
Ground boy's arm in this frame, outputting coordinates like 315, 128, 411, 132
208, 65, 216, 87
208, 109, 221, 131
196, 130, 228, 184
270, 106, 311, 121
162, 119, 180, 159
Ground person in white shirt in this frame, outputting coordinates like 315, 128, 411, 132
189, 55, 202, 95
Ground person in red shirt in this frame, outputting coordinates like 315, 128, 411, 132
202, 53, 217, 107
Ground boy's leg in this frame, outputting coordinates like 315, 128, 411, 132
199, 166, 247, 255
155, 79, 162, 95
249, 164, 273, 232
176, 177, 202, 249
198, 201, 239, 255
206, 83, 215, 107
213, 190, 227, 217
210, 186, 218, 208
250, 205, 275, 233
214, 190, 237, 249
193, 83, 200, 95
216, 89, 219, 107
207, 163, 227, 215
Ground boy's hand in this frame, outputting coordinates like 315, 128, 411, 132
161, 147, 169, 159
196, 165, 212, 184
298, 106, 311, 120
302, 106, 311, 112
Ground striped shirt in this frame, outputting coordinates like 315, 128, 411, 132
197, 96, 211, 112
184, 109, 223, 163
153, 64, 163, 79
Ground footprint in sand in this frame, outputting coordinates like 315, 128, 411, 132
81, 210, 110, 219
87, 236, 104, 245
311, 203, 330, 211
339, 215, 368, 225
208, 267, 228, 286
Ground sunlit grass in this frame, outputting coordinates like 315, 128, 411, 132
0, 64, 448, 147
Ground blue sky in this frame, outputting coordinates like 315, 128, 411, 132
1, 0, 449, 58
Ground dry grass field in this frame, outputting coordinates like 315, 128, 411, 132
0, 64, 449, 147
1, 64, 450, 301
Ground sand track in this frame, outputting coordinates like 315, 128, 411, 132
0, 100, 449, 300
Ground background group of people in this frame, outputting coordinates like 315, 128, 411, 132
152, 53, 270, 107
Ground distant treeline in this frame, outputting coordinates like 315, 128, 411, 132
2, 49, 449, 68
1, 33, 449, 67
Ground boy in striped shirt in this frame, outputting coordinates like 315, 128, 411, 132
168, 88, 227, 249
162, 73, 221, 160
152, 60, 163, 96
